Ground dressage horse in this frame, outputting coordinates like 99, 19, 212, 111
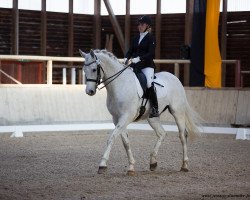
79, 49, 201, 175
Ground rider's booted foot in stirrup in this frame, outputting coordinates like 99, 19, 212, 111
148, 85, 159, 118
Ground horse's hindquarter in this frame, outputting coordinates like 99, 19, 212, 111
156, 72, 187, 108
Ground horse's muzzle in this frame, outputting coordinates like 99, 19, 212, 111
86, 89, 96, 96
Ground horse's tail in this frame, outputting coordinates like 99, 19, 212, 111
185, 102, 203, 140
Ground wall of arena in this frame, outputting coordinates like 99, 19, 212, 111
0, 85, 249, 126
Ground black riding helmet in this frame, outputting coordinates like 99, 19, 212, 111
138, 15, 152, 26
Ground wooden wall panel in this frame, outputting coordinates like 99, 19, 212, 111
46, 12, 68, 56
73, 14, 93, 56
19, 10, 41, 55
0, 8, 12, 54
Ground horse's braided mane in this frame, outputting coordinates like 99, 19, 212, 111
94, 49, 119, 63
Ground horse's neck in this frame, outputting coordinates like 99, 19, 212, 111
99, 55, 134, 95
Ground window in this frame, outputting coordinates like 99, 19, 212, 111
46, 0, 69, 13
74, 0, 94, 14
0, 0, 12, 8
130, 0, 157, 14
18, 0, 41, 10
161, 0, 186, 14
101, 0, 126, 15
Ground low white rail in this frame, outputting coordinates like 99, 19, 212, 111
0, 55, 242, 86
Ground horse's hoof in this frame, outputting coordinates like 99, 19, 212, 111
98, 166, 107, 174
180, 167, 189, 172
127, 170, 136, 176
150, 162, 157, 171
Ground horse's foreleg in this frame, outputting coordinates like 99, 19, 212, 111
98, 116, 129, 174
147, 118, 167, 171
121, 131, 135, 175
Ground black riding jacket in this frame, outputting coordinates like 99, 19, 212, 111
125, 33, 156, 69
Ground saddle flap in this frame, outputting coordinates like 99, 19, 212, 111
134, 73, 167, 99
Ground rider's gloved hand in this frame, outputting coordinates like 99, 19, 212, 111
131, 57, 141, 64
124, 58, 128, 65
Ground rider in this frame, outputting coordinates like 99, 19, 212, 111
124, 15, 159, 118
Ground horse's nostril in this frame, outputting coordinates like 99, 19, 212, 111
89, 90, 94, 95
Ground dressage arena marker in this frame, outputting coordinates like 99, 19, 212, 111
0, 123, 249, 140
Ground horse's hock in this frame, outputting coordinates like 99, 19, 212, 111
0, 85, 249, 126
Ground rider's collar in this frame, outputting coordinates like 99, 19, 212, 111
140, 31, 148, 37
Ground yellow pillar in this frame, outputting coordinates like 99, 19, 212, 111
205, 0, 222, 88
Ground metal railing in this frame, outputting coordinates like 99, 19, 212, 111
0, 55, 243, 87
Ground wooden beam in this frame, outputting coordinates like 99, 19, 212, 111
155, 0, 161, 72
41, 0, 47, 56
221, 0, 228, 87
12, 0, 19, 55
125, 0, 130, 53
68, 0, 74, 57
184, 0, 194, 86
103, 0, 125, 54
94, 0, 101, 49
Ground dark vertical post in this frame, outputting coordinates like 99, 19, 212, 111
221, 0, 228, 87
125, 0, 130, 54
184, 0, 194, 86
155, 0, 161, 72
41, 0, 47, 83
94, 0, 101, 49
68, 0, 74, 57
69, 0, 74, 83
41, 0, 47, 56
12, 0, 19, 55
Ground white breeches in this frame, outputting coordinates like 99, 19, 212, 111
142, 67, 154, 88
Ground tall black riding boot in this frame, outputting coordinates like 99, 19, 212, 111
148, 85, 159, 118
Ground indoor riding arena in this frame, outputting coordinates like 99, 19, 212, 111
0, 1, 249, 200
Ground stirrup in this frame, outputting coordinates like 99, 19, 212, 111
149, 107, 159, 118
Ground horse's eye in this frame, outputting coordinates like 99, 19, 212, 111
93, 69, 97, 72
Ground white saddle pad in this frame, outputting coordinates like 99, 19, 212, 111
133, 73, 167, 99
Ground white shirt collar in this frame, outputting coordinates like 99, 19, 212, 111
140, 31, 148, 37
138, 31, 148, 44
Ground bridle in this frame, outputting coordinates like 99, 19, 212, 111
84, 54, 130, 90
84, 55, 104, 87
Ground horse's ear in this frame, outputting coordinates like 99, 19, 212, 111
79, 49, 86, 58
90, 49, 95, 58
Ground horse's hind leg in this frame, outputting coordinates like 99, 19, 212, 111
172, 111, 189, 172
121, 130, 136, 175
147, 118, 167, 171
